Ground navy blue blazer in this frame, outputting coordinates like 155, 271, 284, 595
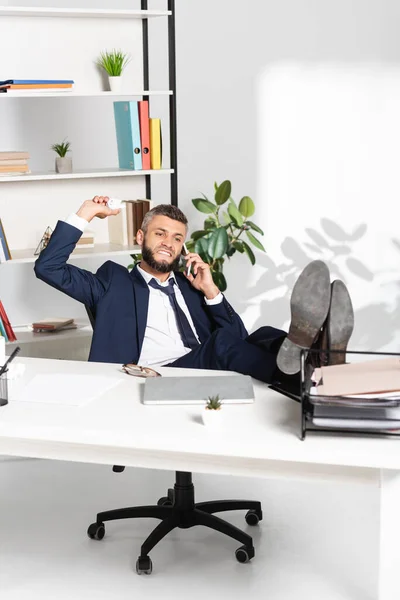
34, 220, 248, 364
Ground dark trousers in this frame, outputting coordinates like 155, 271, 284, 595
167, 326, 286, 384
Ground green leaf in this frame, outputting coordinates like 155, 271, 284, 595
191, 230, 208, 241
242, 241, 256, 265
214, 181, 218, 192
97, 49, 131, 76
195, 237, 211, 262
246, 231, 265, 252
227, 202, 243, 227
246, 220, 264, 235
204, 217, 217, 230
232, 241, 244, 253
239, 196, 255, 218
226, 245, 236, 257
215, 180, 231, 206
212, 270, 227, 292
185, 240, 195, 253
207, 227, 229, 259
192, 198, 216, 214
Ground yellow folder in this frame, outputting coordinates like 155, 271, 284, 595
149, 118, 162, 170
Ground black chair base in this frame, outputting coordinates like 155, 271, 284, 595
87, 471, 263, 574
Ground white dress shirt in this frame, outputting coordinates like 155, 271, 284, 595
64, 213, 223, 367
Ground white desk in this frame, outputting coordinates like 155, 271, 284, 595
0, 357, 399, 599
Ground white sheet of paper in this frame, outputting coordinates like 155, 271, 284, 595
17, 374, 122, 407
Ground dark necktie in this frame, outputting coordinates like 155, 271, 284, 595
148, 278, 200, 350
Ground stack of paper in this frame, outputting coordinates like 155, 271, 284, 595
310, 357, 400, 431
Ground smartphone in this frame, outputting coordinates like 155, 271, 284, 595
182, 243, 191, 276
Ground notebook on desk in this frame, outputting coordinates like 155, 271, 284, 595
143, 374, 255, 405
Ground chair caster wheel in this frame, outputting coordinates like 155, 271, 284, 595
87, 522, 105, 540
157, 487, 174, 506
245, 509, 262, 526
235, 545, 255, 563
136, 555, 153, 575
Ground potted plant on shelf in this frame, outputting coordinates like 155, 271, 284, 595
97, 49, 131, 93
51, 139, 72, 174
202, 394, 223, 427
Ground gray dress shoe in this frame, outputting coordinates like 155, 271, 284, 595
324, 279, 354, 365
276, 260, 331, 375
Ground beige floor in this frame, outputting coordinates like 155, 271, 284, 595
0, 458, 377, 600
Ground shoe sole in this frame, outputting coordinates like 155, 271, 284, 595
277, 261, 331, 375
326, 280, 354, 365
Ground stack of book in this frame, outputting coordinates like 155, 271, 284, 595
31, 318, 77, 333
108, 199, 151, 246
0, 300, 17, 342
113, 100, 162, 171
0, 151, 30, 177
0, 219, 11, 261
0, 79, 74, 94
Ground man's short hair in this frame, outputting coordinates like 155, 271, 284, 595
141, 204, 188, 234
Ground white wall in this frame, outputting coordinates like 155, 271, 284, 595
2, 0, 400, 353
174, 0, 400, 352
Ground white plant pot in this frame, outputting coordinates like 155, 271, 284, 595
108, 76, 123, 93
55, 156, 72, 174
202, 407, 223, 428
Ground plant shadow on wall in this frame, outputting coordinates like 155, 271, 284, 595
237, 218, 382, 341
351, 237, 400, 349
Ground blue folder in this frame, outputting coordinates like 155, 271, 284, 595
113, 101, 142, 170
0, 222, 10, 261
0, 317, 8, 342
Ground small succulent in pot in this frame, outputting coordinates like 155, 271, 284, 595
202, 395, 223, 427
205, 395, 222, 410
51, 139, 72, 174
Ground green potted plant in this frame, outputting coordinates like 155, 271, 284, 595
128, 181, 265, 291
185, 180, 265, 291
202, 394, 223, 427
97, 49, 131, 93
51, 139, 72, 174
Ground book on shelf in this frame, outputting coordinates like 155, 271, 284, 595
149, 118, 162, 169
31, 318, 77, 333
0, 219, 12, 261
0, 164, 29, 172
0, 151, 30, 175
0, 80, 74, 85
0, 84, 73, 90
0, 79, 74, 94
108, 199, 151, 246
0, 151, 29, 160
74, 231, 95, 249
0, 300, 17, 342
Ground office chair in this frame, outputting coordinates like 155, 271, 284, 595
85, 306, 263, 574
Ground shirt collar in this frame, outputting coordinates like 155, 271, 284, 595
137, 263, 176, 287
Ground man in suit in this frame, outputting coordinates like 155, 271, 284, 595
34, 196, 354, 384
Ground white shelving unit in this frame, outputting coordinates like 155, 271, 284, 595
0, 7, 171, 19
0, 3, 178, 349
0, 168, 174, 183
0, 90, 172, 99
7, 243, 141, 265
